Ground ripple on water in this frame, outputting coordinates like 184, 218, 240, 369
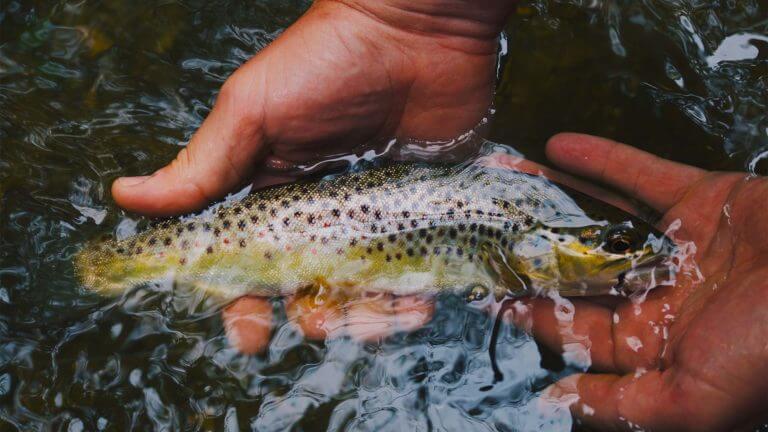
0, 0, 766, 430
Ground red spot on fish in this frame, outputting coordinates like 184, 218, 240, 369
311, 248, 317, 255
223, 238, 230, 244
285, 245, 292, 251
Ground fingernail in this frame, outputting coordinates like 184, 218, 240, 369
116, 175, 150, 187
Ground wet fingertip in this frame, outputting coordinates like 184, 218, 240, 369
114, 175, 151, 189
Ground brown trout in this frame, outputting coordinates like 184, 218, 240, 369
75, 162, 675, 301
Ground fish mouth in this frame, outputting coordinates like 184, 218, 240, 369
612, 254, 675, 295
556, 253, 675, 297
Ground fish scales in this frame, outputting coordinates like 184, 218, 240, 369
75, 162, 672, 300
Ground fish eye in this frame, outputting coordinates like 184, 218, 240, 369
604, 226, 638, 254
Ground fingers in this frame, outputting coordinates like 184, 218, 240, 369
223, 296, 273, 354
113, 70, 268, 217
508, 290, 679, 373
286, 293, 434, 342
545, 368, 734, 432
545, 133, 706, 212
506, 297, 617, 371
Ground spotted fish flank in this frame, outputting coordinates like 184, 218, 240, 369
75, 162, 675, 300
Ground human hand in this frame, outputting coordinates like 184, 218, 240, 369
513, 133, 768, 431
112, 0, 514, 217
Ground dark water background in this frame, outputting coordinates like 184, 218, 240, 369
1, 0, 767, 430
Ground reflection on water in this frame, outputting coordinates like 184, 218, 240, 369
0, 0, 766, 430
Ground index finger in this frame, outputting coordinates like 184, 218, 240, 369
545, 133, 706, 212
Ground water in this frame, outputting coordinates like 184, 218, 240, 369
1, 0, 766, 430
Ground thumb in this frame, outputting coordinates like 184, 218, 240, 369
112, 76, 267, 217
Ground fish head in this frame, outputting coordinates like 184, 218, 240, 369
547, 218, 676, 296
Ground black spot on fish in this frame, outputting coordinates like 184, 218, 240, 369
187, 223, 195, 232
281, 200, 290, 208
402, 211, 410, 218
475, 210, 484, 215
222, 220, 231, 229
116, 247, 125, 254
433, 247, 441, 256
525, 216, 534, 226
371, 225, 378, 233
478, 225, 486, 235
239, 239, 246, 248
469, 236, 478, 247
204, 223, 212, 231
148, 237, 157, 246
418, 229, 427, 238
237, 220, 246, 230
420, 246, 428, 256
386, 254, 392, 262
410, 220, 419, 228
270, 208, 277, 217
361, 204, 370, 214
250, 216, 258, 224
405, 233, 414, 241
283, 217, 290, 227
395, 253, 402, 260
206, 246, 213, 254
135, 247, 143, 254
456, 248, 463, 257
176, 227, 184, 236
437, 228, 445, 237
244, 201, 253, 209
377, 242, 384, 251
264, 252, 273, 260
501, 238, 508, 247
470, 223, 478, 232
449, 228, 458, 239
350, 238, 358, 247
258, 203, 267, 211
456, 201, 464, 208
458, 223, 466, 232
164, 237, 172, 246
397, 223, 405, 231
366, 247, 373, 254
294, 211, 303, 218
425, 234, 434, 244
307, 215, 316, 224
332, 209, 341, 218
512, 223, 520, 233
292, 195, 300, 202
343, 193, 351, 201
374, 210, 382, 220
213, 228, 221, 237
179, 258, 187, 265
347, 210, 355, 219
233, 207, 242, 215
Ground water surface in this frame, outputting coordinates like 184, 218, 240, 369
1, 0, 767, 430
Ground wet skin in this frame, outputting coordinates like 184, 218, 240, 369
110, 0, 768, 430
